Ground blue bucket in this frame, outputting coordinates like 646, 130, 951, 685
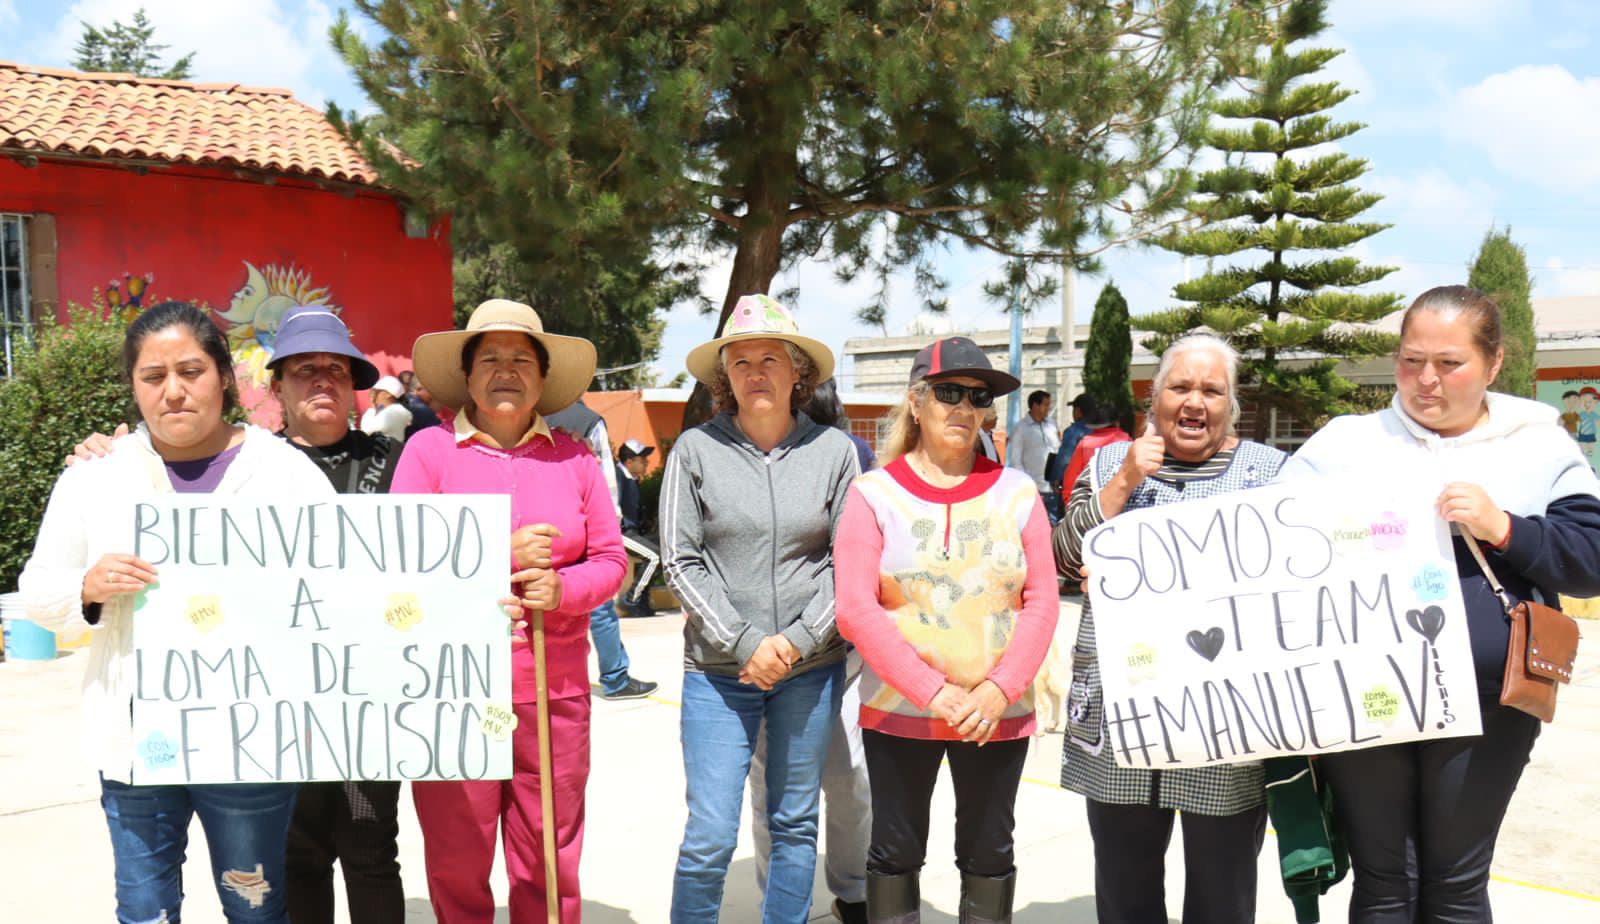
1, 592, 59, 661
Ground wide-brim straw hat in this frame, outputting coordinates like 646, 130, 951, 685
411, 299, 597, 414
685, 294, 835, 385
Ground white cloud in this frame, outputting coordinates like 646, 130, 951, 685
0, 0, 17, 28
1321, 38, 1373, 102
42, 0, 351, 106
1538, 257, 1600, 297
1367, 169, 1498, 235
1444, 65, 1600, 193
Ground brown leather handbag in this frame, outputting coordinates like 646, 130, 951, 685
1467, 538, 1581, 722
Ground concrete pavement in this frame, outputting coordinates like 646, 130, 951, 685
3, 601, 1599, 921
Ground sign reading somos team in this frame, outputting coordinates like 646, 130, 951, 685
1082, 478, 1481, 769
122, 495, 514, 785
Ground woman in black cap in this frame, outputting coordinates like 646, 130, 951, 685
835, 336, 1059, 924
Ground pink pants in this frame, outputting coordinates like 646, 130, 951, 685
413, 695, 591, 923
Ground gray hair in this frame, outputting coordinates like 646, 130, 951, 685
707, 340, 819, 414
1150, 333, 1241, 433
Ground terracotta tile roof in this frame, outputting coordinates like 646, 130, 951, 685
0, 61, 380, 185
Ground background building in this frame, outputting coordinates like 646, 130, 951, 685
0, 61, 452, 425
844, 294, 1600, 460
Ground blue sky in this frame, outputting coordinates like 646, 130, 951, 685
3, 0, 1597, 385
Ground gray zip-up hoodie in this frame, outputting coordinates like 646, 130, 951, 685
662, 410, 859, 676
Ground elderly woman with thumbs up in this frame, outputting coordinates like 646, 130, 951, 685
1052, 333, 1287, 924
393, 299, 626, 924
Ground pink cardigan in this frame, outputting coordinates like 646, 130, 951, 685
392, 424, 627, 702
835, 457, 1057, 740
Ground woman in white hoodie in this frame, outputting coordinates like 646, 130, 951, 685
20, 302, 331, 924
1280, 286, 1600, 922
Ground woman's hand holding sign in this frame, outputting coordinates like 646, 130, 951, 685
82, 553, 158, 605
1437, 482, 1511, 546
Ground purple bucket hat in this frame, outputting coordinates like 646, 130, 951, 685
266, 305, 380, 389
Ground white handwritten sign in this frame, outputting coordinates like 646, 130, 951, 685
125, 495, 514, 784
1082, 478, 1481, 769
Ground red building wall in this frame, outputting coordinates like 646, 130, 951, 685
0, 157, 452, 426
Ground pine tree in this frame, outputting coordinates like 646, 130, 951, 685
73, 8, 195, 80
1139, 0, 1400, 438
450, 231, 697, 386
1083, 281, 1136, 420
1468, 228, 1535, 398
331, 2, 1263, 419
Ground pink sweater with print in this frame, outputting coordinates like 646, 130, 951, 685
392, 425, 626, 702
835, 456, 1057, 740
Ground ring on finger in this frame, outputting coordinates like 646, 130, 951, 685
978, 718, 992, 727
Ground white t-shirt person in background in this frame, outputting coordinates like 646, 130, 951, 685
360, 375, 412, 443
1006, 389, 1058, 490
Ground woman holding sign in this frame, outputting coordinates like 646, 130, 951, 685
19, 302, 332, 924
1053, 333, 1286, 924
834, 336, 1058, 923
395, 300, 626, 924
1280, 286, 1600, 922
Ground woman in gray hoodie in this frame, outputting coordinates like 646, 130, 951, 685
663, 294, 860, 924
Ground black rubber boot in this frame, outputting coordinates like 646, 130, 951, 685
865, 871, 921, 924
958, 871, 1016, 924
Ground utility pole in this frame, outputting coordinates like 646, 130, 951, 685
1059, 259, 1076, 427
1005, 280, 1023, 464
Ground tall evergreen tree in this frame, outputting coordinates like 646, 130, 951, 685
73, 8, 195, 80
450, 231, 698, 384
1139, 0, 1400, 439
331, 1, 1264, 420
1083, 281, 1136, 419
1468, 227, 1535, 398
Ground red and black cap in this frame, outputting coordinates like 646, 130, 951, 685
908, 336, 1020, 395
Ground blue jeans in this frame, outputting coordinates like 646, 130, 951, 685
100, 777, 298, 924
671, 662, 844, 924
1042, 490, 1064, 525
590, 599, 631, 694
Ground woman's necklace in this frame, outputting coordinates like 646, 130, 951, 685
908, 448, 970, 489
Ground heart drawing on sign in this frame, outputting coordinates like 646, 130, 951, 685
1405, 605, 1446, 643
1186, 627, 1225, 662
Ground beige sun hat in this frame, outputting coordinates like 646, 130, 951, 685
411, 299, 597, 414
685, 293, 835, 385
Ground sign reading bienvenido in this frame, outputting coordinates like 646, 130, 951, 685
123, 495, 514, 784
1081, 478, 1481, 769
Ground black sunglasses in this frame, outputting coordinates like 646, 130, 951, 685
930, 381, 995, 409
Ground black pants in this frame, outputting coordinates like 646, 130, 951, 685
284, 780, 405, 924
1085, 797, 1267, 924
862, 729, 1028, 879
1318, 702, 1540, 923
621, 528, 661, 605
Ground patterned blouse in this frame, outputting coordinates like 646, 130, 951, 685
1051, 438, 1286, 814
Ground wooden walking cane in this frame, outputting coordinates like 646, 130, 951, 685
530, 606, 560, 923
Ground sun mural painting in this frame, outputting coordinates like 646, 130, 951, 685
217, 261, 340, 386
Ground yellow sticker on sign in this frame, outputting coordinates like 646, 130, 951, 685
481, 703, 518, 741
384, 592, 423, 631
185, 595, 224, 633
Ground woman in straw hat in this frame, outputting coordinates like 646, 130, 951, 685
663, 294, 861, 923
393, 299, 626, 923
